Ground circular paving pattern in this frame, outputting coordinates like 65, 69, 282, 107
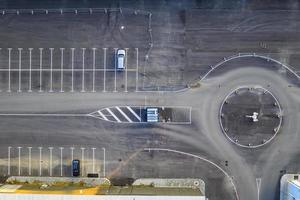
220, 86, 282, 148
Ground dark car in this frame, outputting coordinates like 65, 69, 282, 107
72, 159, 80, 177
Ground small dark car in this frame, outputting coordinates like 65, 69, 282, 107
72, 159, 80, 177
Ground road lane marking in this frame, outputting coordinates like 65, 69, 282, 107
28, 147, 32, 175
92, 48, 97, 92
38, 147, 42, 176
71, 48, 75, 92
60, 48, 65, 92
106, 108, 121, 122
114, 48, 117, 92
49, 48, 54, 92
7, 146, 11, 175
97, 111, 108, 121
124, 48, 129, 92
28, 48, 33, 92
7, 48, 12, 92
39, 48, 43, 92
18, 147, 22, 176
81, 48, 86, 92
18, 48, 23, 92
135, 48, 139, 92
116, 106, 132, 122
49, 147, 53, 176
126, 106, 141, 121
103, 48, 107, 92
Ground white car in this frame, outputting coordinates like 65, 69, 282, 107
146, 107, 159, 122
116, 49, 126, 70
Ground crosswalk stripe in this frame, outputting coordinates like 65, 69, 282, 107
106, 108, 121, 122
126, 106, 141, 122
97, 111, 108, 121
116, 106, 133, 122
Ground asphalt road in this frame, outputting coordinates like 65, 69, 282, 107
1, 1, 300, 200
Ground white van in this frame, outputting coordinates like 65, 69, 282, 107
116, 49, 126, 70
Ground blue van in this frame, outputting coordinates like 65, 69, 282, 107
72, 159, 80, 177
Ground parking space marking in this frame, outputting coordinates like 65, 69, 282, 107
116, 106, 133, 122
60, 48, 65, 92
28, 147, 32, 175
71, 48, 75, 92
28, 48, 33, 92
92, 48, 96, 92
135, 48, 139, 92
103, 48, 107, 92
81, 147, 85, 177
60, 147, 64, 177
81, 48, 86, 92
102, 147, 106, 177
7, 146, 11, 175
49, 48, 54, 92
49, 147, 53, 176
92, 147, 96, 173
18, 48, 22, 92
18, 147, 22, 176
39, 48, 43, 92
126, 106, 141, 121
38, 147, 42, 176
7, 48, 12, 92
70, 147, 74, 176
106, 108, 121, 122
125, 48, 129, 92
114, 48, 118, 92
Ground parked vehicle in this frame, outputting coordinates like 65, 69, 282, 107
116, 49, 126, 70
72, 159, 80, 177
146, 107, 159, 122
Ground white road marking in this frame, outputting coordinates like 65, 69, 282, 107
49, 147, 53, 176
135, 48, 139, 92
60, 147, 64, 176
81, 147, 85, 177
116, 106, 132, 122
124, 48, 129, 92
106, 108, 121, 122
7, 146, 11, 175
38, 147, 42, 176
28, 48, 33, 92
49, 48, 54, 92
18, 48, 23, 92
97, 111, 108, 121
92, 148, 96, 173
70, 147, 74, 176
7, 48, 12, 92
0, 113, 87, 117
92, 48, 97, 92
18, 147, 22, 176
28, 147, 32, 175
102, 147, 106, 177
114, 48, 118, 92
126, 106, 141, 121
39, 48, 43, 92
60, 48, 65, 92
71, 48, 75, 92
81, 48, 86, 92
256, 178, 261, 200
103, 48, 107, 92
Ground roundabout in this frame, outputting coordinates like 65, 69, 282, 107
219, 86, 282, 148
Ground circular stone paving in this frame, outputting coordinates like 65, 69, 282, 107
220, 87, 282, 148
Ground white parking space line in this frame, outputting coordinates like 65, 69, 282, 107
49, 147, 53, 176
28, 48, 33, 92
38, 147, 42, 176
49, 48, 54, 92
18, 48, 22, 92
114, 48, 117, 92
18, 147, 22, 176
125, 48, 129, 92
28, 147, 32, 175
92, 48, 97, 92
135, 48, 139, 92
71, 48, 75, 92
92, 147, 96, 173
39, 48, 43, 92
81, 147, 85, 177
98, 110, 108, 121
126, 106, 141, 122
60, 48, 65, 92
103, 48, 107, 92
116, 106, 133, 122
70, 147, 74, 176
7, 48, 12, 92
81, 48, 86, 92
106, 108, 121, 122
7, 146, 11, 175
102, 147, 106, 177
60, 147, 64, 177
